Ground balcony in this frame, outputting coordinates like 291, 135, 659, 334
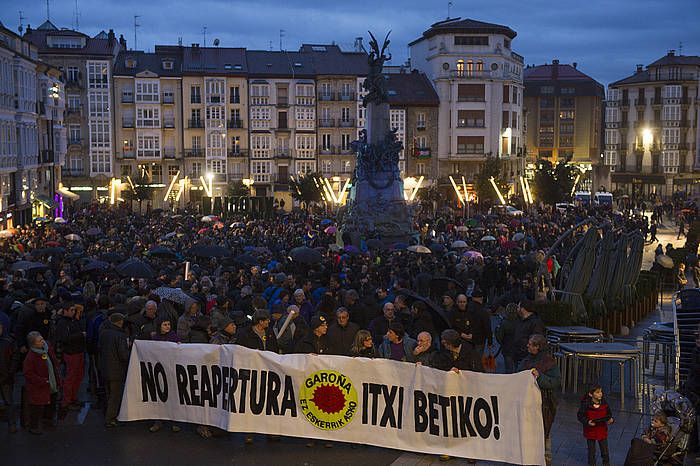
417, 122, 427, 130
276, 97, 289, 107
227, 118, 243, 129
634, 98, 646, 106
138, 120, 160, 128
448, 70, 492, 79
318, 92, 335, 101
121, 150, 135, 159
230, 96, 241, 104
207, 95, 223, 104
620, 99, 630, 107
62, 168, 85, 177
319, 146, 337, 155
121, 95, 134, 103
39, 150, 54, 164
163, 148, 176, 159
339, 118, 356, 128
413, 147, 431, 159
339, 92, 356, 101
274, 149, 291, 159
457, 121, 485, 128
66, 108, 81, 117
68, 139, 82, 147
227, 148, 248, 158
253, 174, 271, 183
163, 118, 175, 128
185, 148, 204, 158
319, 118, 335, 128
122, 119, 135, 128
457, 96, 486, 102
188, 119, 204, 129
162, 95, 175, 104
66, 79, 82, 89
339, 147, 354, 155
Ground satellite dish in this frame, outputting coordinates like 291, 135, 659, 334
213, 38, 220, 46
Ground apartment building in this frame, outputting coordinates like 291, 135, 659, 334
182, 46, 248, 205
524, 60, 604, 191
24, 21, 122, 202
384, 71, 440, 181
113, 47, 184, 208
605, 51, 700, 198
409, 17, 525, 192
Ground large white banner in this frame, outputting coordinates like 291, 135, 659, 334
119, 341, 545, 465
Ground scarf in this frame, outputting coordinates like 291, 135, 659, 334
31, 341, 57, 394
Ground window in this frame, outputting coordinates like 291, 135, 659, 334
539, 127, 554, 147
341, 134, 351, 151
121, 87, 133, 103
207, 132, 225, 158
251, 161, 271, 181
560, 97, 575, 108
137, 134, 161, 158
207, 79, 225, 103
321, 134, 332, 150
540, 97, 554, 108
605, 107, 619, 122
341, 107, 351, 122
162, 89, 174, 103
191, 109, 201, 124
321, 160, 332, 174
560, 110, 575, 120
168, 165, 179, 178
137, 107, 160, 127
417, 112, 426, 129
206, 106, 223, 121
192, 162, 202, 177
251, 135, 271, 158
559, 135, 574, 147
540, 86, 554, 94
192, 136, 202, 150
120, 165, 132, 177
251, 106, 271, 129
86, 61, 109, 89
560, 122, 574, 134
662, 106, 681, 121
68, 94, 80, 110
136, 81, 159, 102
561, 87, 576, 95
250, 84, 269, 105
67, 66, 79, 82
503, 84, 510, 103
69, 125, 81, 143
416, 163, 426, 175
89, 120, 110, 147
457, 84, 485, 102
454, 36, 489, 46
295, 135, 315, 158
230, 86, 240, 104
295, 107, 315, 130
162, 60, 173, 70
456, 60, 464, 77
502, 111, 509, 129
296, 160, 315, 175
191, 85, 201, 104
661, 151, 679, 173
607, 89, 620, 101
604, 150, 617, 166
476, 60, 483, 72
662, 128, 680, 144
663, 85, 681, 99
88, 92, 109, 117
207, 159, 225, 174
457, 136, 484, 154
605, 129, 619, 144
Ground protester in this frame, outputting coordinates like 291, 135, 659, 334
350, 330, 377, 358
378, 322, 417, 362
98, 313, 130, 428
23, 331, 61, 434
0, 313, 18, 432
327, 307, 359, 356
53, 301, 86, 410
295, 315, 329, 354
434, 329, 483, 372
512, 300, 546, 369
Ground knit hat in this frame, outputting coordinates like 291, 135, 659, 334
109, 313, 126, 324
293, 288, 305, 297
310, 315, 327, 330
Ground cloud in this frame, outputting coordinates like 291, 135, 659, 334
4, 0, 699, 85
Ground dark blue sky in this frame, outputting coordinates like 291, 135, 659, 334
5, 0, 700, 85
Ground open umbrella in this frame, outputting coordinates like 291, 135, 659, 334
324, 226, 337, 235
65, 234, 82, 241
480, 235, 496, 242
85, 227, 102, 237
455, 225, 469, 233
512, 232, 525, 242
34, 217, 50, 223
189, 244, 231, 258
429, 243, 446, 254
45, 241, 61, 247
200, 215, 216, 223
320, 219, 333, 226
116, 258, 155, 279
408, 245, 432, 254
153, 287, 191, 305
0, 229, 15, 238
148, 246, 178, 259
289, 246, 323, 265
451, 240, 467, 249
82, 260, 110, 272
463, 250, 484, 260
466, 219, 479, 227
54, 217, 67, 224
10, 261, 48, 272
100, 252, 125, 264
344, 245, 360, 255
234, 254, 259, 266
366, 239, 383, 250
657, 254, 674, 269
392, 242, 408, 250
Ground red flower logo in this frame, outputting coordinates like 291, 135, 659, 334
311, 384, 346, 414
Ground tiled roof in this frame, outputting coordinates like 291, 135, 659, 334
114, 50, 183, 77
23, 26, 118, 57
609, 70, 651, 87
182, 47, 247, 74
409, 17, 516, 46
386, 71, 439, 106
246, 50, 315, 78
524, 64, 597, 82
648, 54, 700, 67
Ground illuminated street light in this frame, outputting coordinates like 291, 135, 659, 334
642, 128, 653, 149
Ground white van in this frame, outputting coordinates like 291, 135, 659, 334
573, 191, 591, 206
594, 192, 613, 206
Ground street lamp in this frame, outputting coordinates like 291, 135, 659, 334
642, 128, 653, 149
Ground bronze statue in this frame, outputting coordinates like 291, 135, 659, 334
362, 31, 392, 107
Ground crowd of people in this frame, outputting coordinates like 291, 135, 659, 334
0, 200, 660, 464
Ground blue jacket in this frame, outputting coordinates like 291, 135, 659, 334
378, 335, 417, 362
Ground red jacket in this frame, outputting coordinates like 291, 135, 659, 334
23, 347, 62, 405
577, 396, 612, 440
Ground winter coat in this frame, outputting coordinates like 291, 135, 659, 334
368, 315, 394, 342
577, 396, 612, 440
273, 314, 308, 354
518, 351, 561, 437
512, 313, 546, 362
151, 331, 179, 343
378, 335, 418, 362
23, 346, 62, 405
295, 332, 329, 355
130, 313, 157, 341
433, 344, 484, 372
236, 325, 279, 353
13, 306, 52, 348
98, 322, 130, 382
177, 313, 199, 342
0, 334, 19, 384
209, 330, 236, 345
326, 322, 360, 356
351, 345, 377, 358
53, 315, 86, 354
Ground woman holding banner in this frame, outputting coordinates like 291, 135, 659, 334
518, 334, 561, 466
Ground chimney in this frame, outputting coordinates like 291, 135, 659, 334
354, 37, 366, 53
26, 24, 32, 34
192, 43, 199, 49
572, 62, 577, 69
552, 59, 559, 79
118, 34, 126, 49
636, 64, 643, 73
107, 29, 115, 45
668, 49, 675, 57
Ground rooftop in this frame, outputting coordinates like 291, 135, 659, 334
409, 17, 517, 46
386, 71, 439, 106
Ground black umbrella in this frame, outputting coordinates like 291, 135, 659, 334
31, 247, 66, 258
10, 261, 48, 273
116, 258, 155, 279
86, 227, 102, 237
148, 246, 179, 259
82, 260, 110, 272
394, 288, 451, 330
366, 239, 384, 250
188, 244, 231, 258
289, 246, 323, 265
100, 252, 125, 264
234, 254, 259, 266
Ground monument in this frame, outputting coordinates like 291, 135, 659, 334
342, 31, 415, 245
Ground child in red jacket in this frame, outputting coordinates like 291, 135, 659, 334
577, 385, 614, 466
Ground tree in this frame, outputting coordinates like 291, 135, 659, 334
290, 173, 323, 209
474, 156, 509, 205
227, 180, 250, 198
532, 158, 578, 205
416, 185, 442, 216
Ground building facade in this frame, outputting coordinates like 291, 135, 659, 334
409, 18, 526, 194
24, 21, 122, 202
605, 51, 700, 198
523, 60, 604, 192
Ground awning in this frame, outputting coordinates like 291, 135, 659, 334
33, 194, 56, 209
57, 188, 80, 201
